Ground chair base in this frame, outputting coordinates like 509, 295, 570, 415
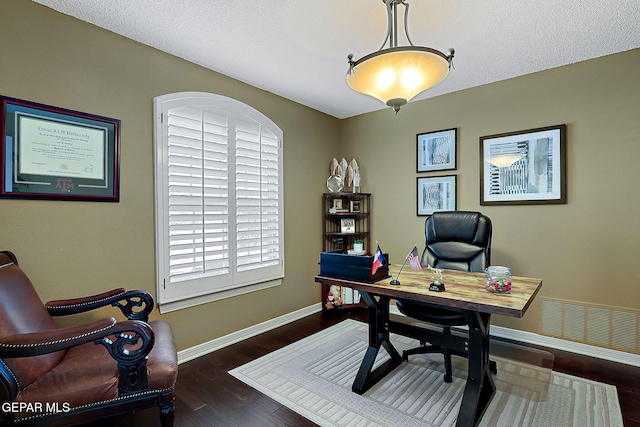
403, 344, 497, 384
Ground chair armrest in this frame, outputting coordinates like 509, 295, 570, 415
0, 319, 155, 396
94, 320, 155, 394
0, 317, 119, 357
45, 288, 154, 322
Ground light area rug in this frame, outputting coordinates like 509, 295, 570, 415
229, 319, 623, 427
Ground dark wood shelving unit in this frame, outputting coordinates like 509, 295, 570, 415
320, 192, 371, 312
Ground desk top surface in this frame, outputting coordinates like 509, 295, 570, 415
315, 265, 543, 318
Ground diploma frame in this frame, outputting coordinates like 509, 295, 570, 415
1, 96, 120, 201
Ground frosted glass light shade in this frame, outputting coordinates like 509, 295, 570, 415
346, 47, 450, 110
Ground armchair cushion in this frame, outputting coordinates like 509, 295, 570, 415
14, 320, 177, 420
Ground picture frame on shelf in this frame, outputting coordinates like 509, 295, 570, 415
417, 128, 457, 172
332, 198, 343, 209
331, 237, 343, 252
349, 200, 361, 213
0, 95, 120, 201
480, 124, 566, 205
417, 175, 457, 216
340, 217, 356, 233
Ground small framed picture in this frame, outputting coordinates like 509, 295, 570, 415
332, 199, 343, 209
340, 218, 356, 233
417, 128, 457, 172
480, 124, 566, 205
417, 175, 457, 216
350, 200, 361, 213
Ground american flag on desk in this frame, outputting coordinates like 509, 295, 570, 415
406, 245, 423, 271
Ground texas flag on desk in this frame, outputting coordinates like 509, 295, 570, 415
371, 243, 386, 275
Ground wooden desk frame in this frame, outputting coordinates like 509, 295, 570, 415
316, 267, 542, 427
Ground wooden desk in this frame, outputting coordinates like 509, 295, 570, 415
315, 266, 542, 427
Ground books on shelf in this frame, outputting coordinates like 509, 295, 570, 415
329, 207, 350, 213
342, 287, 353, 304
340, 287, 361, 305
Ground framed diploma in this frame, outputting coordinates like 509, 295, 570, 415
1, 96, 120, 201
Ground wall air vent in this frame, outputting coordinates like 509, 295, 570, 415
541, 297, 639, 354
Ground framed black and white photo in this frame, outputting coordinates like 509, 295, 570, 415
340, 218, 355, 233
417, 175, 457, 216
349, 200, 361, 213
417, 128, 456, 172
480, 124, 566, 205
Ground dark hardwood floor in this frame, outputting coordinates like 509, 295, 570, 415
91, 310, 640, 427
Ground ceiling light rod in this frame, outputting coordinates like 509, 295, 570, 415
379, 0, 414, 50
347, 0, 454, 114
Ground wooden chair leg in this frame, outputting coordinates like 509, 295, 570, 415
159, 392, 175, 427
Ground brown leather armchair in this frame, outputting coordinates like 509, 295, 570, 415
0, 251, 178, 427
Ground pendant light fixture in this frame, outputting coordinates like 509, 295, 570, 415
347, 0, 454, 114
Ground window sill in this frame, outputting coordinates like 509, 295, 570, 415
158, 278, 282, 314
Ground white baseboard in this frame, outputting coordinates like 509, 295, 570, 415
489, 324, 640, 367
177, 303, 322, 364
178, 303, 640, 368
389, 305, 640, 368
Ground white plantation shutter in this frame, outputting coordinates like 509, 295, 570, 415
154, 93, 283, 311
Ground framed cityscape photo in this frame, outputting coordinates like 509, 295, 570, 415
417, 128, 456, 172
417, 175, 457, 216
0, 95, 120, 201
480, 124, 566, 205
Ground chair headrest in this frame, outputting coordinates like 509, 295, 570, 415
425, 211, 491, 247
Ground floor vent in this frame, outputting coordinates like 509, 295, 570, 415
541, 297, 639, 354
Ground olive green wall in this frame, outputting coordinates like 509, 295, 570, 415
0, 1, 338, 350
2, 1, 639, 353
340, 48, 640, 333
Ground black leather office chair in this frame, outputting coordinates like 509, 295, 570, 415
395, 211, 494, 383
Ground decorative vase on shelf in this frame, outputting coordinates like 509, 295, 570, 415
326, 175, 343, 193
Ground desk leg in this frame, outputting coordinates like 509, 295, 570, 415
456, 311, 496, 427
352, 292, 403, 395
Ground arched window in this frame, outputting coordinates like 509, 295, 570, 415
154, 92, 284, 312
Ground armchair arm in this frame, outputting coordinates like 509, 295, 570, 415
0, 318, 118, 357
45, 288, 154, 322
94, 320, 155, 395
0, 319, 155, 396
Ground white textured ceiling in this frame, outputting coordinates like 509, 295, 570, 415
32, 0, 640, 119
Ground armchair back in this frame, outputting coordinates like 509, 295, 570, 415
0, 256, 65, 394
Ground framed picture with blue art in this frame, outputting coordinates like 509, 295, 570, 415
416, 175, 457, 216
480, 124, 566, 205
416, 128, 456, 172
